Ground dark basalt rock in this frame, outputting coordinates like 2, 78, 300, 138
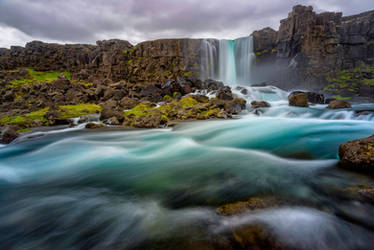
0, 126, 19, 144
217, 86, 234, 100
289, 91, 325, 104
338, 134, 374, 172
251, 101, 270, 109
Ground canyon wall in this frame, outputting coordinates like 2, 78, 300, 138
1, 5, 373, 100
252, 5, 374, 100
0, 39, 202, 83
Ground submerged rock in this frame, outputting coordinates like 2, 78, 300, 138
327, 100, 351, 109
340, 185, 374, 203
288, 93, 309, 107
338, 134, 374, 172
85, 123, 105, 129
0, 126, 19, 144
251, 101, 270, 109
217, 196, 285, 216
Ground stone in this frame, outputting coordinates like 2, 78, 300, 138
251, 101, 270, 109
105, 116, 121, 125
288, 93, 309, 107
0, 126, 19, 144
85, 123, 105, 129
217, 196, 284, 216
338, 134, 374, 172
327, 100, 351, 109
224, 98, 247, 114
217, 86, 234, 100
44, 110, 70, 125
120, 97, 138, 109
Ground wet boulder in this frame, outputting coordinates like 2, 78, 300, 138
288, 92, 309, 107
0, 126, 19, 144
327, 100, 351, 109
217, 196, 285, 216
224, 98, 246, 114
217, 86, 234, 100
85, 123, 105, 129
251, 101, 270, 109
100, 101, 124, 122
44, 110, 70, 125
338, 134, 374, 172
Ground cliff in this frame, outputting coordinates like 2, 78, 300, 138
0, 38, 202, 83
252, 5, 374, 101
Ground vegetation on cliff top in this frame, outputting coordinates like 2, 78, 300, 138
9, 68, 71, 87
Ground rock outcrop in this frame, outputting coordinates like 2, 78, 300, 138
339, 134, 374, 172
288, 92, 309, 107
327, 100, 351, 109
252, 5, 374, 101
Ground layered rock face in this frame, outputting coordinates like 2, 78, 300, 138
0, 39, 201, 83
252, 5, 374, 100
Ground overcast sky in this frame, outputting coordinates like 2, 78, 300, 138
0, 0, 373, 48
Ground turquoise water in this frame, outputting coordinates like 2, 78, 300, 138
1, 87, 374, 249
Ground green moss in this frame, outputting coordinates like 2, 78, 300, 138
127, 59, 133, 65
0, 115, 27, 125
72, 81, 94, 88
179, 96, 198, 108
25, 107, 49, 122
0, 107, 49, 125
10, 68, 71, 87
123, 103, 154, 118
58, 104, 101, 119
183, 72, 192, 77
193, 62, 198, 67
16, 128, 30, 133
363, 78, 374, 86
163, 95, 173, 102
173, 92, 180, 97
271, 49, 278, 54
366, 40, 374, 46
332, 95, 352, 100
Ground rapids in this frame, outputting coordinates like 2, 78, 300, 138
1, 37, 374, 249
1, 86, 374, 249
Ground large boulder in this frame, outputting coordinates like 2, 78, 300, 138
100, 101, 124, 122
327, 100, 351, 109
338, 134, 374, 172
0, 126, 19, 144
224, 98, 246, 114
289, 91, 325, 104
288, 93, 309, 107
217, 86, 234, 100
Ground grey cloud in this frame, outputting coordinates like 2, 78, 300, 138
0, 0, 373, 47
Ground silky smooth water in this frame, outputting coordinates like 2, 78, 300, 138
200, 36, 255, 85
1, 86, 374, 249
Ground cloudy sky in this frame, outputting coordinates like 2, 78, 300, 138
0, 0, 373, 48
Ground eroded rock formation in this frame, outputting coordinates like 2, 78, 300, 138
252, 5, 374, 101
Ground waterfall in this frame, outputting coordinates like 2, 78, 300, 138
200, 35, 255, 86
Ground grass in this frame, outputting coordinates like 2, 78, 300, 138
10, 68, 71, 87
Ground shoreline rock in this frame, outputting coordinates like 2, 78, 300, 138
338, 134, 374, 172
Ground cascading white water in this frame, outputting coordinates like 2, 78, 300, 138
200, 36, 255, 86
